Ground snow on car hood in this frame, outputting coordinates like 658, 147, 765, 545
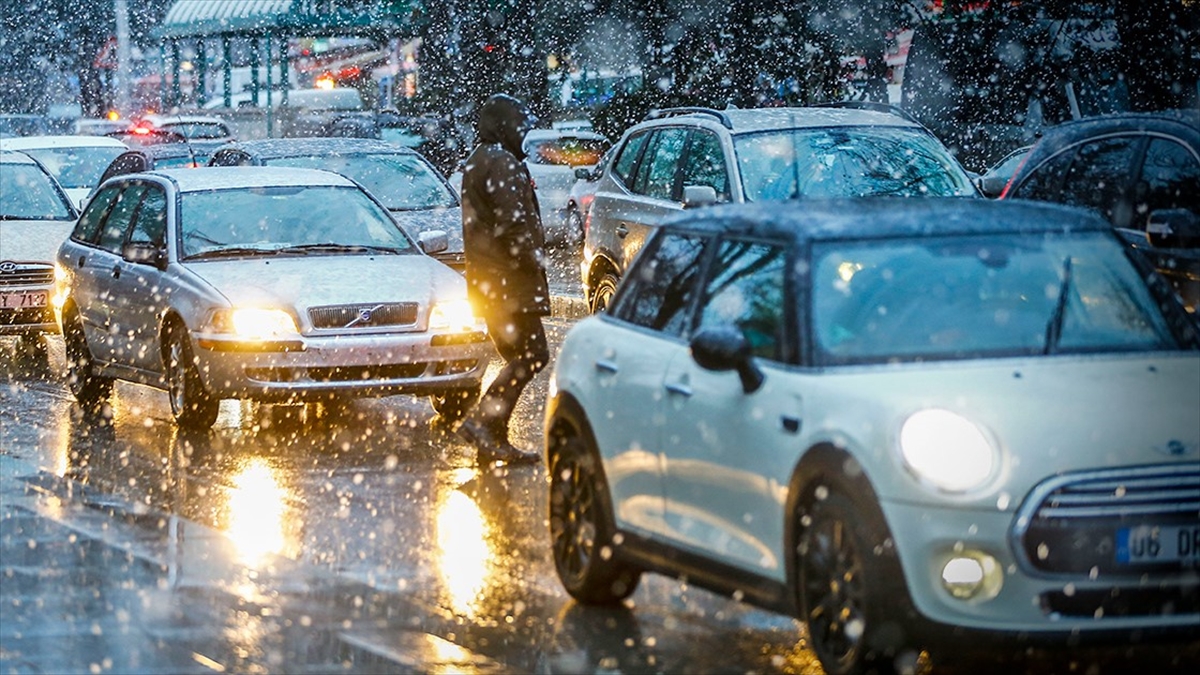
182, 252, 467, 311
0, 219, 75, 264
809, 353, 1200, 505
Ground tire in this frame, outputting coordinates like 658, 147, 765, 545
165, 323, 219, 429
589, 272, 620, 314
429, 384, 480, 421
565, 206, 584, 247
62, 308, 112, 410
549, 427, 641, 604
798, 488, 914, 675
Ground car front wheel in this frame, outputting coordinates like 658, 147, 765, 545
589, 272, 620, 314
549, 429, 640, 604
799, 489, 914, 675
165, 323, 219, 429
430, 384, 480, 422
63, 307, 112, 410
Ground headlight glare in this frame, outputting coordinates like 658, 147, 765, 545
210, 308, 298, 339
900, 409, 996, 492
429, 299, 477, 331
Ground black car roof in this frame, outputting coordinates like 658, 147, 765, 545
1024, 110, 1199, 159
657, 197, 1112, 244
216, 137, 421, 159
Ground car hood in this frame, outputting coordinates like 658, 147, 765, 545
0, 219, 75, 264
811, 353, 1200, 505
390, 206, 463, 253
182, 253, 467, 311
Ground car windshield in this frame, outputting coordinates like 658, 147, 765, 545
179, 185, 416, 259
735, 127, 975, 200
525, 137, 610, 166
265, 154, 458, 210
18, 146, 125, 189
811, 231, 1181, 364
0, 163, 73, 219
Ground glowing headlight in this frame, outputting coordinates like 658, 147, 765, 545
429, 299, 477, 331
900, 409, 996, 492
210, 308, 298, 340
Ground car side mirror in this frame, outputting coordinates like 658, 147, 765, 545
418, 229, 449, 255
574, 166, 595, 180
683, 185, 718, 209
1146, 209, 1200, 249
122, 241, 167, 270
689, 325, 764, 394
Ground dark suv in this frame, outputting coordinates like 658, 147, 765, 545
580, 103, 978, 312
1002, 111, 1199, 310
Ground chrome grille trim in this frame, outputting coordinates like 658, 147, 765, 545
0, 264, 54, 287
308, 302, 419, 329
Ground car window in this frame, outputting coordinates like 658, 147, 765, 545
73, 186, 120, 242
612, 230, 709, 337
811, 232, 1179, 365
1138, 138, 1200, 215
524, 137, 610, 167
735, 126, 974, 200
208, 149, 252, 167
612, 131, 650, 187
697, 239, 788, 361
98, 152, 150, 183
266, 154, 458, 209
97, 185, 147, 253
128, 186, 167, 246
682, 131, 730, 202
1011, 147, 1076, 200
18, 147, 124, 190
1059, 136, 1141, 225
0, 162, 73, 219
634, 128, 688, 200
179, 185, 416, 259
164, 121, 230, 140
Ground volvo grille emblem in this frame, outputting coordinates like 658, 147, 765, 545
0, 261, 16, 274
344, 304, 384, 328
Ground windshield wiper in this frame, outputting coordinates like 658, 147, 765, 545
274, 243, 407, 255
185, 246, 284, 260
1043, 256, 1073, 355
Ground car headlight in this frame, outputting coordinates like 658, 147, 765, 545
429, 299, 478, 332
899, 409, 997, 493
208, 308, 298, 340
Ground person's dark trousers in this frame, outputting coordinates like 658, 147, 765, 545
476, 311, 550, 436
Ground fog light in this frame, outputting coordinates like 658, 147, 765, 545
941, 552, 1002, 601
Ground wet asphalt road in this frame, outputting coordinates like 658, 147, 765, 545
0, 318, 823, 675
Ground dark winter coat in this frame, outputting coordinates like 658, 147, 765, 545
461, 94, 551, 320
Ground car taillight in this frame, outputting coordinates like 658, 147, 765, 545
998, 148, 1034, 199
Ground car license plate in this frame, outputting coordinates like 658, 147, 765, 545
1116, 524, 1200, 565
0, 290, 48, 309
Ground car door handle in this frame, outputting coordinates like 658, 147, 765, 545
665, 382, 692, 397
76, 255, 86, 268
595, 359, 618, 374
616, 225, 628, 238
111, 266, 121, 279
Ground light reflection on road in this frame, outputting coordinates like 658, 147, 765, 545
224, 457, 295, 565
436, 468, 491, 617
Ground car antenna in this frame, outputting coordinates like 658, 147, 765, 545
175, 112, 198, 167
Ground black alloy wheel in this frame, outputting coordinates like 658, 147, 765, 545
165, 323, 219, 429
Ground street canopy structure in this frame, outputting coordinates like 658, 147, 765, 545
152, 0, 424, 111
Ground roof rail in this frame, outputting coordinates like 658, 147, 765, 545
811, 100, 922, 125
644, 107, 734, 129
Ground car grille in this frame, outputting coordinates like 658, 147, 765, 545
0, 263, 53, 287
308, 303, 418, 329
1015, 464, 1200, 576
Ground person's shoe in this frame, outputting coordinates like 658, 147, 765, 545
455, 416, 500, 451
479, 440, 541, 466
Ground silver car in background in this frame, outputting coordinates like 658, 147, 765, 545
55, 167, 490, 429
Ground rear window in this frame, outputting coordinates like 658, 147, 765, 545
265, 154, 457, 210
735, 127, 975, 200
0, 163, 74, 219
525, 137, 611, 167
18, 147, 124, 189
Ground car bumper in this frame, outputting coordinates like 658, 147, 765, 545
884, 500, 1199, 636
192, 329, 493, 401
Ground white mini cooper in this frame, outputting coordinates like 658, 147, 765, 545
545, 198, 1200, 673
